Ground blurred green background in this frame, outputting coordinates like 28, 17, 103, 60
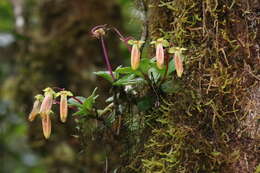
0, 0, 142, 172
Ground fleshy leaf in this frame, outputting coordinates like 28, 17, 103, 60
68, 96, 86, 108
94, 71, 117, 82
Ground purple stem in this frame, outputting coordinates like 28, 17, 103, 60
100, 36, 115, 80
111, 27, 132, 52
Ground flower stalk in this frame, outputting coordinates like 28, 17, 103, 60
92, 26, 115, 81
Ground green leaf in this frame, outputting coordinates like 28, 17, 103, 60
68, 96, 86, 108
139, 58, 151, 73
73, 109, 87, 116
148, 68, 161, 83
115, 67, 132, 74
83, 88, 99, 110
168, 58, 176, 75
73, 88, 99, 116
94, 71, 115, 82
116, 66, 143, 77
113, 74, 136, 86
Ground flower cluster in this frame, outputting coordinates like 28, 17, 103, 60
130, 38, 186, 77
28, 87, 73, 139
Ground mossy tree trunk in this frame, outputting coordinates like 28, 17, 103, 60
125, 0, 259, 172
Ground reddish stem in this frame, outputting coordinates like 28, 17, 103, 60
100, 36, 115, 80
71, 96, 83, 104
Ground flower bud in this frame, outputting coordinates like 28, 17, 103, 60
131, 44, 140, 70
28, 94, 43, 122
156, 43, 164, 69
92, 28, 105, 38
174, 52, 184, 77
41, 113, 51, 139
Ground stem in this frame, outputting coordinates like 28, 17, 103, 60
111, 27, 124, 39
100, 36, 115, 80
71, 96, 83, 104
111, 27, 132, 52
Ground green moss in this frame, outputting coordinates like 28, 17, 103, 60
122, 0, 259, 172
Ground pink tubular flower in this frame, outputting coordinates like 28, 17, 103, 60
60, 94, 68, 123
174, 52, 184, 77
156, 43, 164, 69
28, 95, 43, 122
57, 91, 72, 123
39, 87, 55, 139
131, 44, 140, 70
41, 113, 51, 139
39, 88, 55, 116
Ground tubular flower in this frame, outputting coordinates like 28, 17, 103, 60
41, 113, 51, 139
174, 51, 184, 77
28, 94, 44, 122
129, 40, 144, 70
151, 38, 169, 69
57, 91, 73, 123
39, 88, 55, 116
39, 87, 55, 139
156, 43, 164, 69
131, 44, 140, 70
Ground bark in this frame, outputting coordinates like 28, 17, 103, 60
125, 0, 259, 172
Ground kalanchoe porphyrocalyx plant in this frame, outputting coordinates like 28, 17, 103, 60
29, 25, 188, 140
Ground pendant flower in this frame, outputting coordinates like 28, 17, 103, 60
156, 43, 164, 69
56, 91, 73, 123
41, 112, 52, 139
174, 51, 184, 77
151, 38, 169, 69
168, 47, 186, 77
40, 87, 55, 116
28, 94, 44, 122
39, 87, 56, 139
128, 40, 144, 70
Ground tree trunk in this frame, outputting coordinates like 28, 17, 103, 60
125, 0, 259, 172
